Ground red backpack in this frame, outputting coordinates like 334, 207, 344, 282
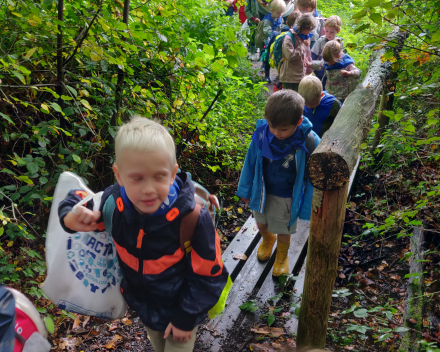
0, 286, 50, 352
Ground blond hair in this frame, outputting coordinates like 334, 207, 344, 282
296, 12, 317, 31
270, 0, 287, 14
296, 0, 317, 11
322, 38, 342, 64
115, 116, 176, 167
287, 10, 301, 28
298, 76, 323, 105
325, 15, 342, 31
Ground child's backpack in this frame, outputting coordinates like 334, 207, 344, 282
269, 31, 295, 72
0, 286, 50, 352
254, 20, 268, 49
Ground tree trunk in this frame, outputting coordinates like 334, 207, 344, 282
57, 0, 66, 147
110, 0, 130, 127
398, 228, 424, 352
296, 184, 349, 349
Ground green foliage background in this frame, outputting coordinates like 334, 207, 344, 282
0, 0, 265, 295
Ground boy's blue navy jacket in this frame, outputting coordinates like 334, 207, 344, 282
58, 173, 229, 332
236, 118, 320, 228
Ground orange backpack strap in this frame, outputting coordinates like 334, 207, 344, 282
180, 204, 201, 255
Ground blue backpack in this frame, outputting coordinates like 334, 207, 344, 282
269, 31, 295, 71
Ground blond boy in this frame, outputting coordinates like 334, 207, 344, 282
298, 75, 341, 137
59, 117, 229, 352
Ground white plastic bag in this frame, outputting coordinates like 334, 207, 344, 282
42, 172, 127, 320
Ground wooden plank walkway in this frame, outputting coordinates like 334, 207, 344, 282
196, 156, 361, 351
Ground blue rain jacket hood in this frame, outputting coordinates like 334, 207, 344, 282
236, 117, 320, 227
325, 53, 354, 70
304, 91, 339, 135
263, 13, 283, 30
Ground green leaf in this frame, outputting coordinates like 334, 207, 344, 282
377, 333, 392, 342
39, 177, 48, 184
16, 175, 34, 185
65, 85, 78, 97
393, 326, 409, 333
63, 107, 75, 116
72, 154, 81, 164
364, 0, 381, 8
203, 44, 215, 60
353, 308, 368, 318
432, 31, 440, 42
370, 13, 382, 26
60, 95, 73, 101
0, 112, 14, 125
239, 300, 258, 313
12, 70, 25, 84
354, 23, 370, 34
50, 102, 63, 113
44, 316, 55, 335
403, 123, 415, 133
226, 55, 238, 68
267, 314, 275, 327
352, 9, 368, 19
80, 99, 93, 110
24, 47, 37, 60
26, 162, 39, 174
346, 324, 369, 334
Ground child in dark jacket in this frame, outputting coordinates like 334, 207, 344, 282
298, 75, 341, 137
58, 117, 230, 352
237, 90, 320, 277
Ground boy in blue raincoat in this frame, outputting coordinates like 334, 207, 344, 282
237, 90, 320, 276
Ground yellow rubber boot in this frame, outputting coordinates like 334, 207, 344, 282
272, 241, 290, 277
257, 232, 276, 261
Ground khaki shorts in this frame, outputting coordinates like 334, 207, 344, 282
144, 325, 198, 352
253, 194, 297, 235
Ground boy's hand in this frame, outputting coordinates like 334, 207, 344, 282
304, 39, 310, 47
254, 18, 261, 24
304, 58, 311, 67
241, 198, 250, 204
164, 323, 193, 343
340, 70, 352, 76
64, 207, 101, 232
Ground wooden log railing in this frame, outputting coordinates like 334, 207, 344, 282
296, 27, 407, 349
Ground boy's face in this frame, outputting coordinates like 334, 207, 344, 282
300, 27, 313, 36
298, 6, 313, 13
305, 92, 325, 109
272, 11, 283, 19
113, 149, 178, 214
268, 117, 303, 140
325, 26, 340, 41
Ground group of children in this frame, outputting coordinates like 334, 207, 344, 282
236, 0, 363, 278
247, 0, 361, 104
56, 2, 362, 352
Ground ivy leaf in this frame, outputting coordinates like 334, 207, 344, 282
39, 177, 48, 184
403, 123, 415, 133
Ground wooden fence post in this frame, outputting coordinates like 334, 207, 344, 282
296, 28, 407, 349
296, 185, 348, 348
